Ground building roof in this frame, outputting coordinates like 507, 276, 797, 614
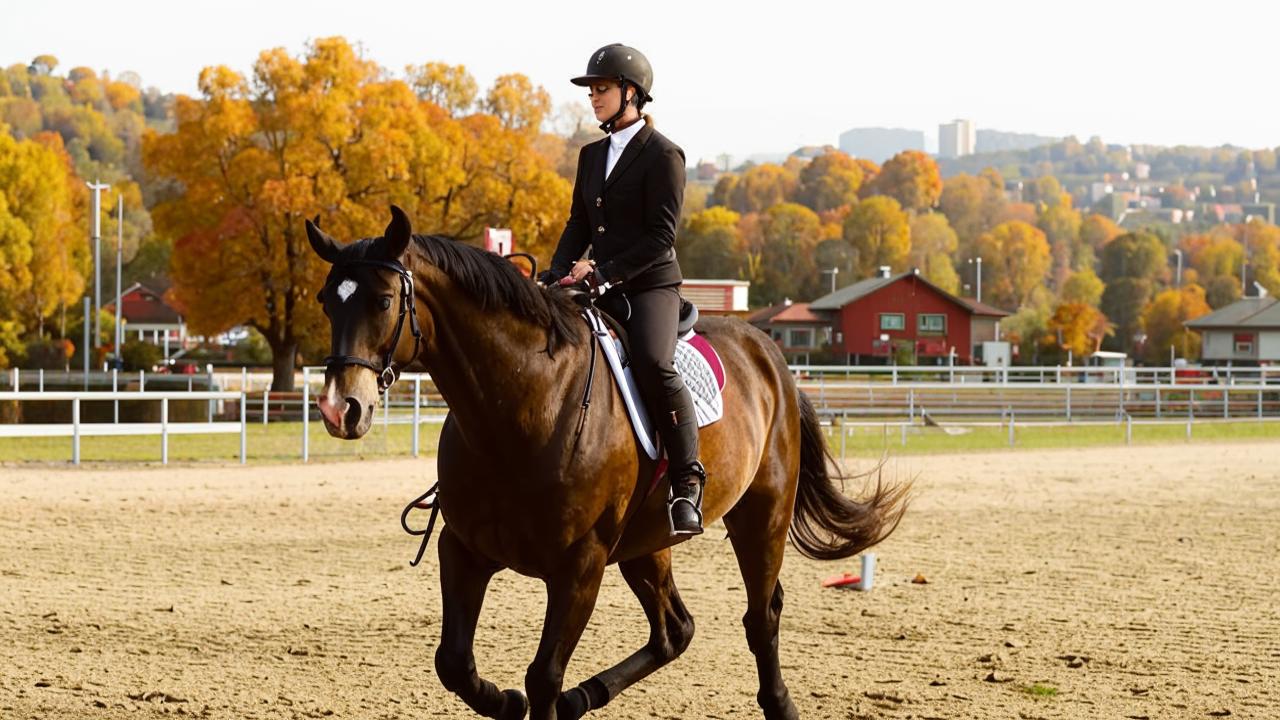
809, 271, 1011, 317
105, 283, 184, 326
808, 275, 899, 310
749, 301, 824, 325
957, 297, 1012, 318
1185, 296, 1280, 329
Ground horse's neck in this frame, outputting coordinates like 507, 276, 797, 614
415, 270, 584, 447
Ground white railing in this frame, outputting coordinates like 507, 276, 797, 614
789, 364, 1278, 386
0, 390, 246, 465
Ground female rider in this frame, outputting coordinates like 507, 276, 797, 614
540, 44, 705, 536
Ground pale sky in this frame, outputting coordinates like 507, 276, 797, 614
7, 0, 1278, 165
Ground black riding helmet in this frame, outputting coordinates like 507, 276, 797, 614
571, 44, 653, 132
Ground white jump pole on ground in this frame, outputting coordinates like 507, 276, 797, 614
302, 367, 310, 463
160, 397, 169, 465
71, 397, 81, 465
240, 392, 247, 464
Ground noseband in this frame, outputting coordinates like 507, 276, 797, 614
322, 259, 422, 394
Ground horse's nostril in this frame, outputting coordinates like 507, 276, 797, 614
343, 397, 363, 430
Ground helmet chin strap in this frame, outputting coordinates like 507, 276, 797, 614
599, 81, 634, 133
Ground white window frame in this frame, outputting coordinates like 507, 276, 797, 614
918, 313, 946, 334
879, 313, 905, 331
787, 328, 814, 348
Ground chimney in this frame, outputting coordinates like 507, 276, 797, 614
879, 266, 892, 278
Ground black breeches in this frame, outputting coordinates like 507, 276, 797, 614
612, 286, 700, 476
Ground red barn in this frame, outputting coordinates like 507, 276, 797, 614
809, 270, 1008, 364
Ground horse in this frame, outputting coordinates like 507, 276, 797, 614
306, 205, 909, 720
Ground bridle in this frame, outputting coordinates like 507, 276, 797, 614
322, 259, 422, 394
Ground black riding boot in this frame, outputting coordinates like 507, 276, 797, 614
661, 387, 705, 536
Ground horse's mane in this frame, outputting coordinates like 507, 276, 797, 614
405, 234, 583, 351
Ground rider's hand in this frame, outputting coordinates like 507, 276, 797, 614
564, 260, 595, 284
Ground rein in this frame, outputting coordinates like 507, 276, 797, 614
323, 259, 422, 394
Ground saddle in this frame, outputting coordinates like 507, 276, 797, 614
580, 297, 725, 461
594, 294, 699, 367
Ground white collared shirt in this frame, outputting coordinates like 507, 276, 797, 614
606, 119, 645, 179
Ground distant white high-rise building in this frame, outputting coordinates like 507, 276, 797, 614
838, 127, 925, 164
938, 119, 977, 158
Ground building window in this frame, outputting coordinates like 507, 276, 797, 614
788, 328, 813, 348
1234, 333, 1255, 355
771, 329, 783, 341
879, 313, 904, 331
918, 313, 946, 334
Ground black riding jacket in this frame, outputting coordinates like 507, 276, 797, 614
550, 123, 686, 291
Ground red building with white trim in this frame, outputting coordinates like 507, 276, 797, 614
809, 270, 1008, 364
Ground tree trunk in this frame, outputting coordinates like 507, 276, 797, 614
270, 340, 298, 392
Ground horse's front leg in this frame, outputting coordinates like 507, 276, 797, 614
525, 540, 608, 720
435, 527, 528, 719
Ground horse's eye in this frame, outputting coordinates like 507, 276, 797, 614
380, 296, 392, 311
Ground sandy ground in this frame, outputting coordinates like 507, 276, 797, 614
2, 442, 1278, 720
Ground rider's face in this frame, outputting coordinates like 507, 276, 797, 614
588, 82, 628, 123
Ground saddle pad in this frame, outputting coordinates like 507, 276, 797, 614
584, 311, 726, 460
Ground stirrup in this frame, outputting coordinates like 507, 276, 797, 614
667, 462, 707, 537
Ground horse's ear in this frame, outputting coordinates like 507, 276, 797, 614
384, 205, 412, 259
306, 217, 341, 264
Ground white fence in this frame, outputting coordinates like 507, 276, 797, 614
0, 390, 246, 465
2, 364, 1277, 465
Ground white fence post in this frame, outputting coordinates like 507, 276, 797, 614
1008, 412, 1015, 447
112, 369, 119, 424
72, 397, 81, 465
139, 370, 145, 392
1126, 413, 1132, 445
412, 376, 422, 458
38, 368, 43, 392
302, 367, 310, 463
239, 392, 247, 464
263, 389, 270, 425
11, 367, 17, 391
160, 397, 169, 465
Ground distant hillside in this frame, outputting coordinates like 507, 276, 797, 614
976, 129, 1059, 153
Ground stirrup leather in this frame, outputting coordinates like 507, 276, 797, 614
667, 461, 707, 536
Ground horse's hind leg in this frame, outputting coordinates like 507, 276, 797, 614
723, 473, 801, 720
555, 548, 694, 719
435, 527, 528, 720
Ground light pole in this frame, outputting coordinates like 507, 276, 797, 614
820, 266, 839, 294
86, 180, 111, 351
967, 256, 983, 303
115, 195, 124, 366
1173, 248, 1183, 287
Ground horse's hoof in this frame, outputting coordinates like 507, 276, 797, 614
555, 686, 590, 719
495, 688, 528, 720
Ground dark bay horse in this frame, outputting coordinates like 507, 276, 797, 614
306, 206, 909, 720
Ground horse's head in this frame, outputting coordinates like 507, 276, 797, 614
306, 205, 424, 439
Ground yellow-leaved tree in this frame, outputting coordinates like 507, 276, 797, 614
144, 38, 569, 389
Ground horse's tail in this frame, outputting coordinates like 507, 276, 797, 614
789, 391, 911, 561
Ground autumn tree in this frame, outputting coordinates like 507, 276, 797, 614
1239, 219, 1280, 296
1060, 268, 1105, 307
972, 221, 1051, 311
1045, 302, 1111, 360
842, 196, 911, 279
939, 171, 1007, 251
1099, 231, 1167, 284
0, 128, 88, 346
863, 150, 941, 212
144, 38, 570, 389
741, 203, 823, 305
677, 206, 741, 279
1140, 284, 1211, 364
794, 150, 863, 212
485, 73, 550, 132
1079, 213, 1122, 253
1037, 203, 1083, 287
714, 164, 798, 214
908, 212, 960, 293
406, 61, 478, 115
